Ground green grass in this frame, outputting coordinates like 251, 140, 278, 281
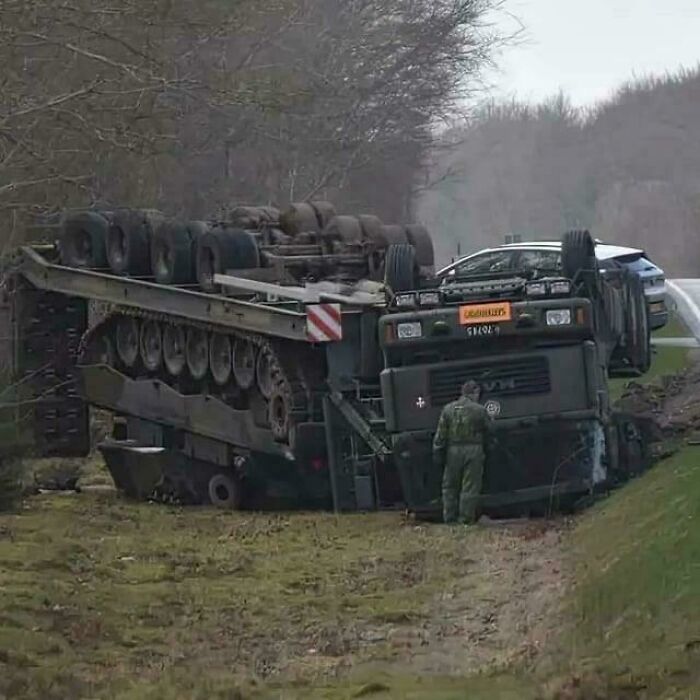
554, 446, 700, 696
0, 494, 533, 699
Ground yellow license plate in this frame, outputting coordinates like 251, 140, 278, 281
459, 302, 512, 325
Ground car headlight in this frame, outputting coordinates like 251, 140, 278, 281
397, 321, 423, 339
418, 291, 440, 306
526, 282, 547, 297
546, 309, 572, 326
549, 280, 571, 296
394, 293, 417, 308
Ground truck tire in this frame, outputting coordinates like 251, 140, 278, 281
151, 219, 202, 285
195, 227, 260, 292
322, 215, 363, 243
59, 211, 109, 269
107, 209, 162, 276
207, 472, 241, 510
310, 201, 337, 229
625, 273, 651, 374
405, 224, 435, 268
561, 229, 597, 282
279, 202, 320, 236
385, 244, 417, 292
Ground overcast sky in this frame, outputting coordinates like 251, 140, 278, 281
490, 0, 700, 106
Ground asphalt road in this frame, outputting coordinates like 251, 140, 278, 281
667, 280, 700, 341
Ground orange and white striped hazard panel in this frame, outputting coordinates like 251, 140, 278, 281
306, 303, 343, 342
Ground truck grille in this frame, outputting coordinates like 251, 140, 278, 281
429, 356, 550, 405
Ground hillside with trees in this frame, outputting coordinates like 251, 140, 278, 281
419, 68, 700, 274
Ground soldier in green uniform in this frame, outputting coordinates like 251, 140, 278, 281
432, 380, 491, 524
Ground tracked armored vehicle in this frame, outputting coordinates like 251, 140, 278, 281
1, 203, 650, 513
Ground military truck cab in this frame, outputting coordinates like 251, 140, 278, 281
376, 231, 651, 513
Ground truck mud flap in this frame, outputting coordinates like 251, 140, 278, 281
11, 284, 90, 457
99, 441, 168, 499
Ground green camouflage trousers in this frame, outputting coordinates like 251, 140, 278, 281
441, 445, 484, 524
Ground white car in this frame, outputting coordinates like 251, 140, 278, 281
438, 241, 668, 329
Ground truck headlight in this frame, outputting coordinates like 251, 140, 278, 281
549, 280, 571, 296
546, 309, 572, 326
526, 282, 547, 297
394, 293, 417, 308
397, 321, 423, 339
418, 291, 440, 306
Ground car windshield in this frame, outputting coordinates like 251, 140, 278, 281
617, 255, 657, 273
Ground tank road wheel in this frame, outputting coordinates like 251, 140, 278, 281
59, 211, 110, 268
84, 333, 115, 366
269, 387, 294, 446
384, 244, 417, 293
186, 328, 209, 380
163, 324, 187, 377
140, 320, 163, 372
232, 338, 256, 390
209, 333, 233, 386
255, 347, 277, 399
115, 316, 140, 368
207, 472, 242, 510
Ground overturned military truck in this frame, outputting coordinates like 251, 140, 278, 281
0, 201, 651, 513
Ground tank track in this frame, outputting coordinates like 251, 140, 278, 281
78, 305, 325, 450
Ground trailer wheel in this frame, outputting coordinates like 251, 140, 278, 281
59, 211, 110, 269
405, 224, 435, 268
209, 333, 233, 386
380, 224, 409, 246
232, 339, 256, 389
322, 215, 363, 243
385, 244, 417, 292
151, 219, 202, 284
561, 229, 597, 282
163, 324, 187, 377
279, 202, 320, 236
140, 320, 163, 372
207, 473, 241, 510
115, 316, 140, 368
196, 227, 260, 292
358, 214, 386, 246
310, 201, 337, 229
186, 328, 209, 380
107, 209, 162, 276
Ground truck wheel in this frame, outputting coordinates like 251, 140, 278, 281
385, 244, 417, 292
381, 224, 409, 246
358, 214, 386, 246
163, 324, 186, 376
232, 339, 256, 389
405, 224, 435, 268
322, 215, 363, 243
195, 227, 260, 292
209, 333, 233, 386
59, 211, 109, 269
279, 202, 320, 236
561, 229, 597, 282
625, 273, 651, 374
107, 209, 162, 276
186, 328, 209, 380
151, 219, 201, 284
140, 320, 163, 372
115, 316, 140, 368
207, 473, 241, 510
310, 201, 337, 229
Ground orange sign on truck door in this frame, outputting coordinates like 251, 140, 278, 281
459, 302, 512, 325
